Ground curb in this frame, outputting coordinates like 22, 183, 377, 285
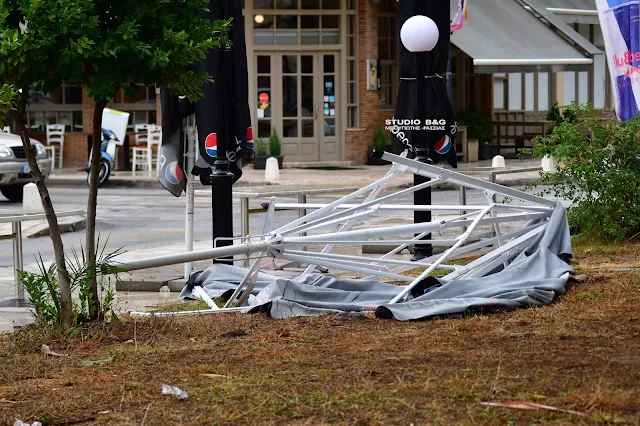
116, 277, 187, 292
46, 176, 272, 189
27, 218, 86, 238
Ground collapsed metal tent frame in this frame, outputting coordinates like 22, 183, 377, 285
124, 151, 556, 316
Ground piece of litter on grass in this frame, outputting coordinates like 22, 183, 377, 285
81, 355, 116, 366
41, 344, 68, 357
14, 421, 42, 426
98, 411, 110, 414
481, 401, 587, 417
161, 384, 188, 400
124, 339, 134, 344
200, 374, 227, 379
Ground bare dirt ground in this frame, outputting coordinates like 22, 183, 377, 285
0, 243, 638, 426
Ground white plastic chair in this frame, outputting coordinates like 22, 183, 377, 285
134, 124, 149, 146
46, 124, 65, 169
132, 124, 161, 175
132, 124, 149, 174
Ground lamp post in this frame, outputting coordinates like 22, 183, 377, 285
400, 15, 440, 261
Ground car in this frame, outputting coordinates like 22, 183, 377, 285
0, 131, 52, 202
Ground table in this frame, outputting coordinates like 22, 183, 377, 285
0, 209, 86, 301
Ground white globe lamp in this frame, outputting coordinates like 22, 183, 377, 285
400, 15, 439, 52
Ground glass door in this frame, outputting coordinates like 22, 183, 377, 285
255, 54, 273, 145
255, 51, 340, 162
281, 53, 318, 162
319, 52, 339, 161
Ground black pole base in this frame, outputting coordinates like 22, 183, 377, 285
211, 158, 234, 265
411, 248, 432, 262
413, 146, 433, 261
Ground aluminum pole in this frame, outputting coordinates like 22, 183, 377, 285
118, 240, 269, 272
12, 221, 23, 300
184, 116, 196, 279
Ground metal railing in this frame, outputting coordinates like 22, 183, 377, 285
0, 209, 85, 301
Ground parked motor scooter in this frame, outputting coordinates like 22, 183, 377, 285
87, 128, 118, 187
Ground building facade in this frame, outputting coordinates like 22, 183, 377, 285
5, 0, 606, 168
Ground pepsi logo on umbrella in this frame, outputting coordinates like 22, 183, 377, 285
205, 133, 217, 157
434, 135, 452, 154
247, 127, 254, 151
165, 161, 184, 185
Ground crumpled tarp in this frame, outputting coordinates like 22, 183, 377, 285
180, 202, 574, 320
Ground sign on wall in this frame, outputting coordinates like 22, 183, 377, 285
366, 59, 379, 90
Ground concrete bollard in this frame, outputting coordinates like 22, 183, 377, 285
22, 183, 43, 211
264, 157, 280, 183
491, 155, 506, 168
541, 155, 557, 172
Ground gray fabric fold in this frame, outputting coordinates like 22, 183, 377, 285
181, 202, 574, 321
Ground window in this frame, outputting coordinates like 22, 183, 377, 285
347, 14, 358, 128
493, 74, 506, 110
253, 0, 342, 45
109, 85, 158, 131
25, 84, 83, 132
378, 0, 398, 109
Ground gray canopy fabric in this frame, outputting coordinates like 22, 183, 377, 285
451, 0, 598, 73
536, 0, 600, 24
180, 202, 574, 321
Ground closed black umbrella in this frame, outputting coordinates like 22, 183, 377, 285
159, 0, 252, 262
391, 0, 457, 166
159, 0, 252, 197
391, 0, 458, 261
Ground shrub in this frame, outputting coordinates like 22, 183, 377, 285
371, 125, 389, 150
269, 128, 282, 157
524, 103, 640, 241
255, 138, 268, 156
457, 106, 489, 140
546, 101, 578, 125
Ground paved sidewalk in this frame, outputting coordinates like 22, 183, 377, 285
47, 158, 544, 189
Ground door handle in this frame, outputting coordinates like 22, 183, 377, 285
314, 104, 318, 120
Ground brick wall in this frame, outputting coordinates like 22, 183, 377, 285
28, 131, 88, 169
82, 87, 96, 136
63, 133, 88, 168
156, 91, 162, 123
346, 0, 398, 164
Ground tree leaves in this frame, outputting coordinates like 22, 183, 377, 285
0, 0, 231, 103
527, 103, 640, 240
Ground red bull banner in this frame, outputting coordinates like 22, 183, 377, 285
596, 0, 640, 122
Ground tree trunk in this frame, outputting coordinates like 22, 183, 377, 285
13, 114, 73, 326
86, 100, 108, 320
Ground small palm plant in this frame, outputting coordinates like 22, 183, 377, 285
18, 236, 125, 328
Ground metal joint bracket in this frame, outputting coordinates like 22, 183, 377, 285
484, 190, 497, 199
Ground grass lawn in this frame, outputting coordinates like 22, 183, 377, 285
0, 242, 638, 425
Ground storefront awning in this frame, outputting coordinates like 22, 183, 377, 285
533, 0, 600, 25
451, 0, 601, 73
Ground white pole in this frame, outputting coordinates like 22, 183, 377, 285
184, 115, 196, 280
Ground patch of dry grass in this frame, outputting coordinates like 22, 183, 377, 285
0, 243, 638, 425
